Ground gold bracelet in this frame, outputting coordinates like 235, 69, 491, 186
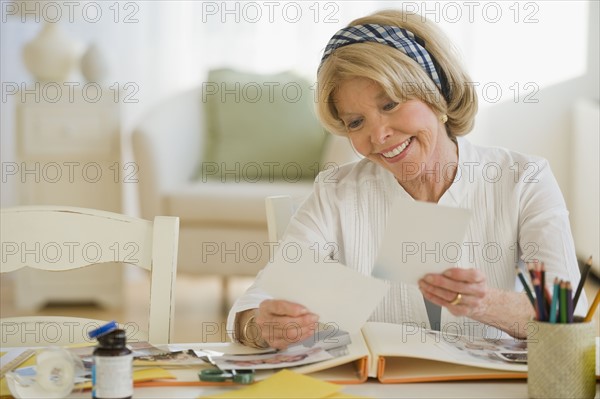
242, 315, 268, 349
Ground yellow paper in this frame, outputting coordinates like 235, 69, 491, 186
1, 374, 14, 397
202, 369, 342, 399
326, 394, 371, 399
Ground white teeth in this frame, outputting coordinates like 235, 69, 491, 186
382, 138, 411, 158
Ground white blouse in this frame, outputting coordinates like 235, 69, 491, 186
227, 137, 587, 339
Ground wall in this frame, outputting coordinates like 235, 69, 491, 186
470, 1, 599, 270
471, 0, 599, 206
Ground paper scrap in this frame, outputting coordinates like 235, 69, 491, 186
257, 248, 388, 333
371, 198, 471, 285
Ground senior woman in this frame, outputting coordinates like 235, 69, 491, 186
227, 10, 587, 350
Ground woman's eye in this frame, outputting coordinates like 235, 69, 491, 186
383, 102, 398, 111
347, 118, 363, 130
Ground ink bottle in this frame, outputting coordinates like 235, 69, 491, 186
89, 322, 133, 399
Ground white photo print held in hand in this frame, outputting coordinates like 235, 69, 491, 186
372, 198, 472, 285
257, 245, 389, 334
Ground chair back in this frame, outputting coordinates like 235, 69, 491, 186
0, 206, 179, 346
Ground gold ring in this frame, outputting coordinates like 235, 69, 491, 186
450, 293, 462, 306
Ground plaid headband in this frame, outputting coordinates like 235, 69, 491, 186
320, 24, 450, 101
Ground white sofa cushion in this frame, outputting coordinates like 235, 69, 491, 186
165, 181, 313, 224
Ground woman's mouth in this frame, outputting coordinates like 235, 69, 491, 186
380, 137, 413, 160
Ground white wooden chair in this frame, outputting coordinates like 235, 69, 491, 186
265, 195, 294, 242
0, 206, 179, 346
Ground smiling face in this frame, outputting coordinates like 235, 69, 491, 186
333, 77, 452, 184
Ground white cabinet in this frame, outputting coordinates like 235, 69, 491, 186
14, 89, 124, 310
16, 90, 122, 210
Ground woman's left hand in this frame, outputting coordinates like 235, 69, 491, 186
418, 268, 488, 318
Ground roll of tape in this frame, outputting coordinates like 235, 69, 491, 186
6, 348, 82, 399
36, 349, 75, 395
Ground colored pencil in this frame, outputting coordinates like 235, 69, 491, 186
566, 282, 574, 323
527, 262, 536, 282
549, 278, 560, 323
559, 281, 567, 323
584, 289, 600, 322
516, 267, 535, 307
573, 256, 592, 309
540, 263, 551, 316
533, 277, 545, 321
534, 263, 542, 282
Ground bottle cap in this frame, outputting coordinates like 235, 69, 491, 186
88, 320, 118, 339
97, 329, 127, 347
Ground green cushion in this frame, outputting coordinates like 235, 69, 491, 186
200, 69, 326, 182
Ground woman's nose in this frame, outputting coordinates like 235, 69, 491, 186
370, 118, 393, 145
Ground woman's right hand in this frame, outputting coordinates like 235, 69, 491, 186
255, 299, 320, 350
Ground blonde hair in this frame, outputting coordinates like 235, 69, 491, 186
316, 10, 478, 137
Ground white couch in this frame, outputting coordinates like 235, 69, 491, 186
131, 71, 359, 305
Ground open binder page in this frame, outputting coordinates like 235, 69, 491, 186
362, 323, 527, 383
293, 331, 370, 384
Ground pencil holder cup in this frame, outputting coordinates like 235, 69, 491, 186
527, 318, 596, 399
